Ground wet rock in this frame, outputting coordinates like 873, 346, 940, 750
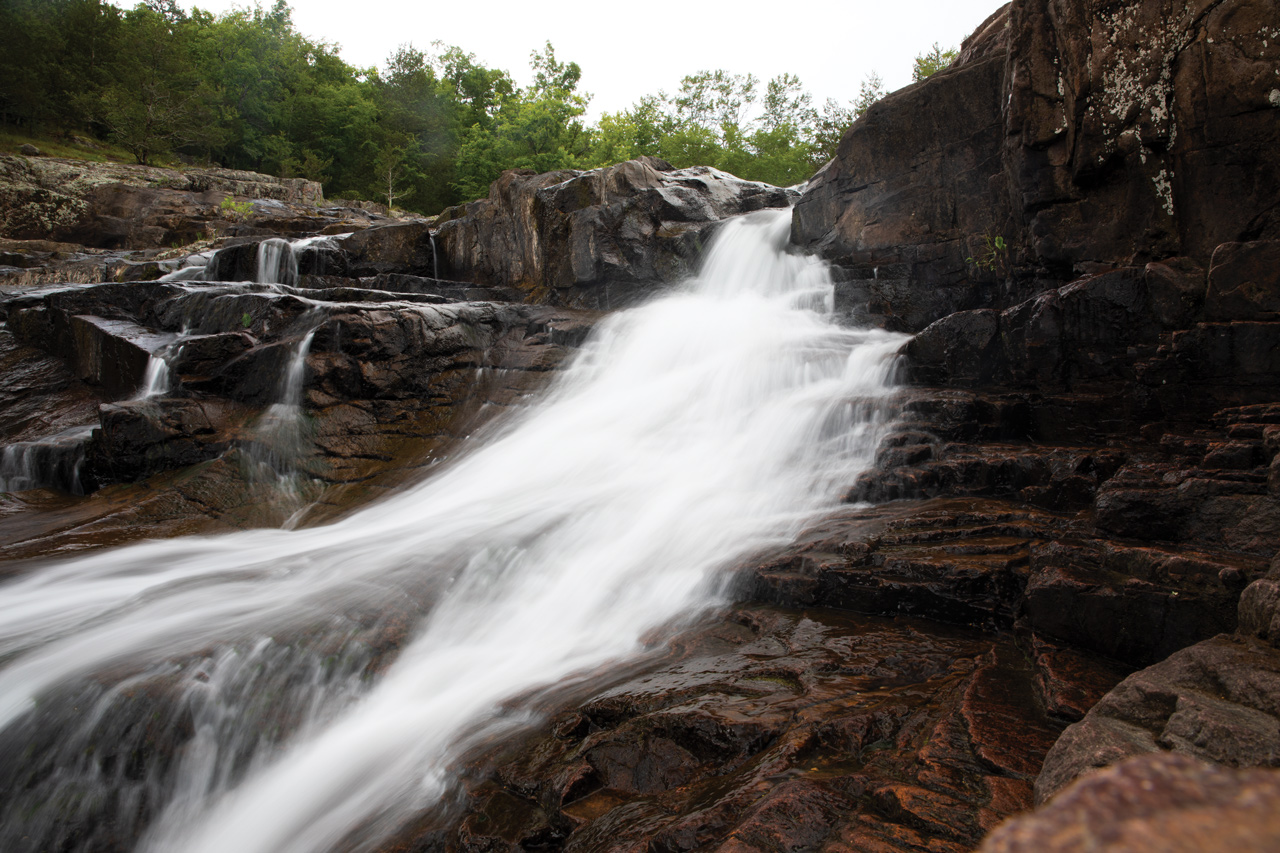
904, 310, 1001, 387
0, 327, 105, 443
85, 398, 241, 486
387, 607, 1060, 853
1205, 241, 1280, 321
204, 240, 262, 282
1034, 633, 1280, 805
436, 157, 793, 308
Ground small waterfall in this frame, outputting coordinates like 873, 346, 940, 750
242, 326, 320, 523
256, 238, 298, 286
0, 210, 908, 853
429, 232, 439, 280
0, 424, 96, 495
137, 354, 171, 399
133, 332, 193, 401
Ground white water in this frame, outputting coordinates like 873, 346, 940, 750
242, 327, 320, 523
0, 210, 906, 852
0, 423, 96, 494
134, 337, 187, 400
256, 237, 298, 285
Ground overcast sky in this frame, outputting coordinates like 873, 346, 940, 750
175, 0, 1005, 121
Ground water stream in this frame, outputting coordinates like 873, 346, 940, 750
242, 326, 322, 525
0, 210, 907, 852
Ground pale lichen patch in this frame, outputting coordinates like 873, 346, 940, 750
1152, 169, 1175, 217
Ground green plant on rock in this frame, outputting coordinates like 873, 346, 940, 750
967, 234, 1008, 274
220, 196, 254, 222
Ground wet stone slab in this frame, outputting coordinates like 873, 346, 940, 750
387, 606, 1066, 853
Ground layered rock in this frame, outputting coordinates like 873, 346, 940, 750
379, 607, 1063, 853
794, 0, 1280, 333
435, 157, 794, 309
0, 273, 597, 556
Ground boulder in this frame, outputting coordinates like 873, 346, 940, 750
435, 157, 794, 308
337, 221, 435, 278
984, 753, 1280, 852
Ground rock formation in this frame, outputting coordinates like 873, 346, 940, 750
435, 156, 795, 308
0, 0, 1278, 850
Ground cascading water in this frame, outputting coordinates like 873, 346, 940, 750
135, 336, 187, 400
242, 326, 321, 523
256, 237, 299, 286
0, 209, 908, 853
0, 424, 96, 494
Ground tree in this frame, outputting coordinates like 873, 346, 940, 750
853, 72, 885, 118
97, 3, 215, 164
370, 135, 419, 210
912, 44, 958, 82
452, 43, 590, 201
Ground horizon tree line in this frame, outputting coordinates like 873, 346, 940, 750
0, 0, 955, 214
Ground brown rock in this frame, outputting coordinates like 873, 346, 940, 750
1206, 241, 1280, 321
436, 157, 794, 309
985, 754, 1280, 852
1034, 634, 1280, 804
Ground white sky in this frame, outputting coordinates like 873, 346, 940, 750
174, 0, 1005, 121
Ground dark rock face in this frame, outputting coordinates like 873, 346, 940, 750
1004, 0, 1280, 267
794, 0, 1280, 333
792, 32, 1012, 331
435, 157, 795, 309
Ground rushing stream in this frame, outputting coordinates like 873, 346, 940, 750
0, 209, 906, 852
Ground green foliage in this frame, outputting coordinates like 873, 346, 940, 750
853, 73, 886, 119
967, 234, 1008, 273
581, 69, 859, 187
452, 42, 590, 200
220, 196, 255, 221
0, 3, 964, 211
912, 43, 958, 82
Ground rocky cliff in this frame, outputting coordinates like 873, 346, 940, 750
779, 0, 1280, 849
1, 1, 1279, 850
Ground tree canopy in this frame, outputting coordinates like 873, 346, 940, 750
0, 0, 933, 212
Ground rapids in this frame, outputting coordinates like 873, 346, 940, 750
0, 209, 906, 852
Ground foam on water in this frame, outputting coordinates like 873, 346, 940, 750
0, 209, 907, 853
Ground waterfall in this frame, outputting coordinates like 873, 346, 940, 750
241, 327, 320, 523
134, 338, 186, 400
0, 210, 907, 853
0, 424, 96, 495
256, 238, 298, 286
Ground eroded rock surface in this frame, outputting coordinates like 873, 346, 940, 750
436, 157, 795, 308
380, 607, 1061, 853
983, 753, 1280, 853
794, 0, 1280, 333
